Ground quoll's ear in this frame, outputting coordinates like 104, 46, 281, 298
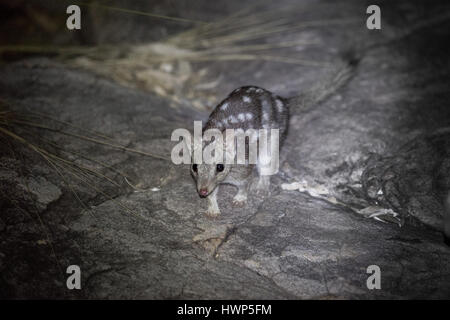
203, 128, 225, 164
182, 132, 193, 156
171, 128, 194, 164
187, 131, 206, 164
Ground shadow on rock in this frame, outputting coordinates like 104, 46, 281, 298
362, 129, 450, 232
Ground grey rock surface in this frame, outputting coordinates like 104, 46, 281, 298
0, 0, 450, 299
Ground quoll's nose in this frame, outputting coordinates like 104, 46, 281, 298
199, 188, 208, 197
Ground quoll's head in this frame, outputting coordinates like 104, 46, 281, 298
191, 161, 231, 197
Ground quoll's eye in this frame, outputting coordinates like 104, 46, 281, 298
192, 164, 198, 172
216, 164, 224, 172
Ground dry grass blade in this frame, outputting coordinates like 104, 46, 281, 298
0, 125, 143, 219
0, 45, 100, 57
0, 104, 154, 219
2, 136, 64, 276
28, 140, 98, 219
9, 118, 171, 161
23, 110, 117, 142
202, 40, 319, 54
40, 136, 140, 189
188, 53, 330, 67
0, 3, 347, 105
76, 1, 208, 25
192, 18, 358, 48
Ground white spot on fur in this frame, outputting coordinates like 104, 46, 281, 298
243, 96, 251, 103
245, 113, 253, 120
262, 112, 269, 121
234, 88, 241, 93
221, 102, 229, 111
238, 113, 246, 122
222, 118, 228, 126
256, 88, 263, 93
229, 115, 238, 123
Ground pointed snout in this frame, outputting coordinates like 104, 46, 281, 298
198, 188, 209, 198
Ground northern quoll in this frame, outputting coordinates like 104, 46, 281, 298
190, 58, 356, 217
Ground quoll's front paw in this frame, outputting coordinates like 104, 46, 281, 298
232, 194, 247, 207
206, 207, 221, 218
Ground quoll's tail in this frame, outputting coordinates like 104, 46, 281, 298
288, 50, 359, 112
445, 192, 450, 246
